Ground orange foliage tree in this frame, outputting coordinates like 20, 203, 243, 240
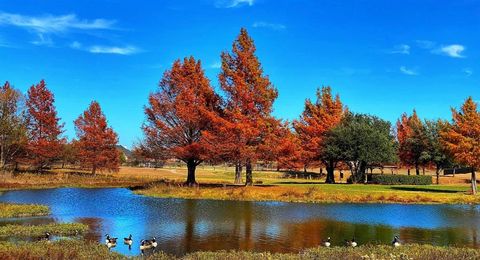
293, 86, 344, 183
441, 97, 480, 195
206, 28, 278, 186
74, 101, 120, 174
396, 110, 429, 175
24, 80, 64, 170
143, 57, 220, 186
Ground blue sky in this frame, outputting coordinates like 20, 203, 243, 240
0, 0, 478, 147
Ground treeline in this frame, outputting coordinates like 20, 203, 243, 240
2, 28, 479, 193
0, 80, 120, 174
134, 28, 480, 192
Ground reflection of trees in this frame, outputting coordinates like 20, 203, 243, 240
75, 217, 102, 242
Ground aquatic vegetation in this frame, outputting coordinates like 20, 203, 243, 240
0, 240, 478, 260
0, 203, 49, 218
0, 223, 88, 237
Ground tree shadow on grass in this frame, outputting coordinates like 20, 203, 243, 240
390, 186, 462, 193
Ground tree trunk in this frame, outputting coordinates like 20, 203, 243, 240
415, 163, 420, 175
303, 165, 307, 173
186, 160, 197, 187
407, 168, 410, 175
436, 166, 440, 185
325, 161, 335, 184
245, 159, 253, 186
234, 163, 243, 185
422, 167, 425, 175
471, 168, 477, 195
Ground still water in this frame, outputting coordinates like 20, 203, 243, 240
0, 188, 479, 256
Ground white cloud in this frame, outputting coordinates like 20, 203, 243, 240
210, 61, 221, 69
464, 68, 473, 77
391, 44, 410, 54
0, 12, 115, 33
70, 41, 82, 49
215, 0, 254, 8
0, 12, 115, 45
252, 22, 286, 31
88, 45, 139, 55
400, 66, 418, 76
436, 44, 465, 58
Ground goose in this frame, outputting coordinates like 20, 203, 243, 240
151, 237, 158, 248
392, 236, 401, 247
350, 237, 357, 247
124, 234, 133, 245
39, 232, 50, 241
105, 234, 117, 248
140, 239, 153, 250
324, 237, 331, 247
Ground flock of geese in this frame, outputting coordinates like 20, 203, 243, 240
38, 232, 402, 251
324, 236, 401, 247
105, 234, 157, 252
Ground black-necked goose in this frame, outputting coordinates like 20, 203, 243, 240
392, 236, 401, 247
105, 234, 117, 248
151, 237, 157, 248
324, 237, 331, 247
124, 234, 133, 245
350, 237, 357, 247
39, 232, 50, 241
140, 239, 152, 250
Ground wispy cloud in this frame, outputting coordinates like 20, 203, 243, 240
210, 61, 221, 69
390, 44, 410, 54
69, 41, 82, 49
415, 40, 466, 58
400, 66, 418, 76
464, 68, 473, 77
215, 0, 254, 8
252, 22, 286, 31
436, 44, 466, 58
88, 45, 139, 55
0, 12, 116, 45
0, 12, 115, 33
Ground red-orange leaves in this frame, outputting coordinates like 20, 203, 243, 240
143, 57, 219, 185
74, 101, 120, 174
25, 80, 64, 169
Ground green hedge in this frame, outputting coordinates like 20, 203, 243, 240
368, 174, 432, 185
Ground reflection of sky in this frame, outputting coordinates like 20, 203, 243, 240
0, 188, 480, 256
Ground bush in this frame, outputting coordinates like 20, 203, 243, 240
368, 174, 432, 185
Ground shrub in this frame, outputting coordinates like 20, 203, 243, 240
368, 174, 432, 185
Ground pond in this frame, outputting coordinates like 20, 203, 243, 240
0, 188, 479, 256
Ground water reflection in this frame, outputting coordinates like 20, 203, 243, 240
0, 188, 478, 256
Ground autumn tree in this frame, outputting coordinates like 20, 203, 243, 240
396, 110, 429, 175
74, 101, 120, 174
293, 86, 345, 183
210, 28, 278, 186
441, 97, 480, 194
24, 80, 64, 170
143, 57, 220, 186
0, 81, 27, 170
258, 121, 303, 171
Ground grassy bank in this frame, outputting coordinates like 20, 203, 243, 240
0, 203, 49, 218
0, 240, 478, 260
135, 182, 480, 204
1, 166, 477, 205
0, 223, 88, 237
